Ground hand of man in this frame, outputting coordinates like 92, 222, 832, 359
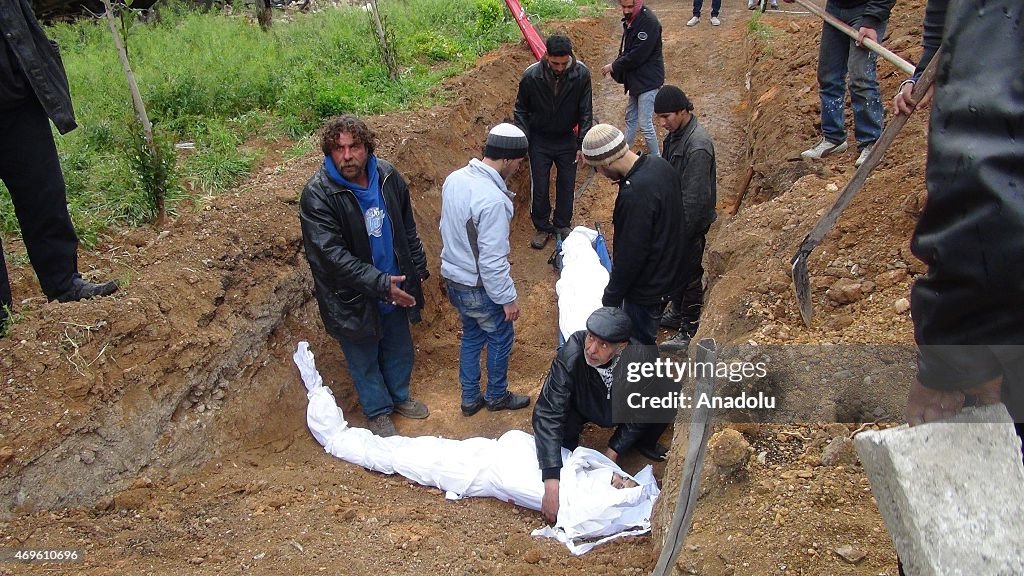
892, 80, 934, 116
576, 150, 585, 165
542, 479, 560, 524
601, 63, 613, 77
388, 275, 416, 307
905, 374, 1003, 426
604, 447, 619, 462
856, 26, 878, 47
503, 301, 520, 322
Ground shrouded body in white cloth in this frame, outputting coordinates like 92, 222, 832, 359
295, 341, 659, 555
555, 226, 610, 342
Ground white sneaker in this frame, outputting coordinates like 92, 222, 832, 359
854, 146, 873, 168
748, 0, 757, 9
800, 138, 849, 160
686, 16, 700, 26
710, 16, 721, 26
770, 1, 779, 8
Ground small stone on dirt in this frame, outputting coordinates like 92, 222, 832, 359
894, 298, 911, 314
833, 544, 867, 564
821, 437, 859, 467
826, 278, 864, 305
709, 429, 751, 474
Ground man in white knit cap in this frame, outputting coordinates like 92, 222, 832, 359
581, 123, 687, 345
440, 123, 532, 417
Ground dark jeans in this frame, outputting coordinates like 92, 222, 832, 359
693, 0, 721, 17
336, 308, 414, 419
623, 299, 663, 345
818, 1, 887, 148
529, 133, 577, 234
668, 233, 707, 336
0, 97, 80, 316
446, 281, 514, 405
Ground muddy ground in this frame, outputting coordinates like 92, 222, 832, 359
0, 0, 933, 573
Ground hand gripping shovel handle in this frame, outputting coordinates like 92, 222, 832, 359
790, 46, 942, 327
789, 0, 915, 75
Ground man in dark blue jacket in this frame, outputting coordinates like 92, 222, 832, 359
299, 115, 430, 438
514, 35, 594, 250
0, 0, 119, 331
601, 0, 664, 159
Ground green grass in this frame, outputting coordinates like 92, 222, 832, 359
0, 0, 598, 244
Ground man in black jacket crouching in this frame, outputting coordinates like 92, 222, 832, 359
532, 307, 672, 523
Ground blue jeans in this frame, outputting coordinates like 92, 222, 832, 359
622, 300, 663, 346
446, 282, 514, 405
337, 308, 414, 418
693, 0, 720, 17
624, 88, 661, 158
817, 1, 886, 149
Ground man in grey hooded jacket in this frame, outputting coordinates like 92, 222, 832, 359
440, 124, 532, 417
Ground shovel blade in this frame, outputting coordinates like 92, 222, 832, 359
791, 250, 813, 327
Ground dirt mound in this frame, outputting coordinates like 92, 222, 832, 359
0, 0, 936, 573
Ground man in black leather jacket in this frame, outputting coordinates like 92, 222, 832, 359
904, 1, 1024, 441
581, 123, 686, 345
1, 0, 119, 331
514, 34, 593, 251
299, 115, 430, 437
532, 307, 670, 523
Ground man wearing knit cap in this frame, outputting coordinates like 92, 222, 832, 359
581, 124, 687, 345
299, 114, 431, 438
440, 123, 532, 417
533, 306, 671, 523
601, 0, 664, 159
653, 85, 717, 354
514, 34, 594, 250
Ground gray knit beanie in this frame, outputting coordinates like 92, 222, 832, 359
581, 124, 628, 166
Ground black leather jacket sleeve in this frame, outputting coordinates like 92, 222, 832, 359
533, 349, 576, 480
911, 0, 947, 82
394, 171, 429, 280
299, 181, 389, 300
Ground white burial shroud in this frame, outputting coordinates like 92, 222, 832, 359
555, 226, 609, 342
294, 342, 660, 555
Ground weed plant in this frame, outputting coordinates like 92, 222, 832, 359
0, 0, 598, 245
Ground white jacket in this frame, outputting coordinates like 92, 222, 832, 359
439, 158, 517, 305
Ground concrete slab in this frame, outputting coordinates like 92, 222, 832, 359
854, 403, 1024, 576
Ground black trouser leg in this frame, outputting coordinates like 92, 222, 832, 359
675, 233, 707, 335
0, 235, 10, 323
0, 98, 79, 301
550, 139, 577, 230
529, 143, 556, 234
530, 134, 577, 233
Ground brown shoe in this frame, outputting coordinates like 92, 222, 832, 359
530, 231, 551, 250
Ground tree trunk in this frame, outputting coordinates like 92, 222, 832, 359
101, 0, 165, 226
256, 0, 272, 31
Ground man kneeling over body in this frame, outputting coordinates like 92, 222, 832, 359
532, 306, 671, 523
